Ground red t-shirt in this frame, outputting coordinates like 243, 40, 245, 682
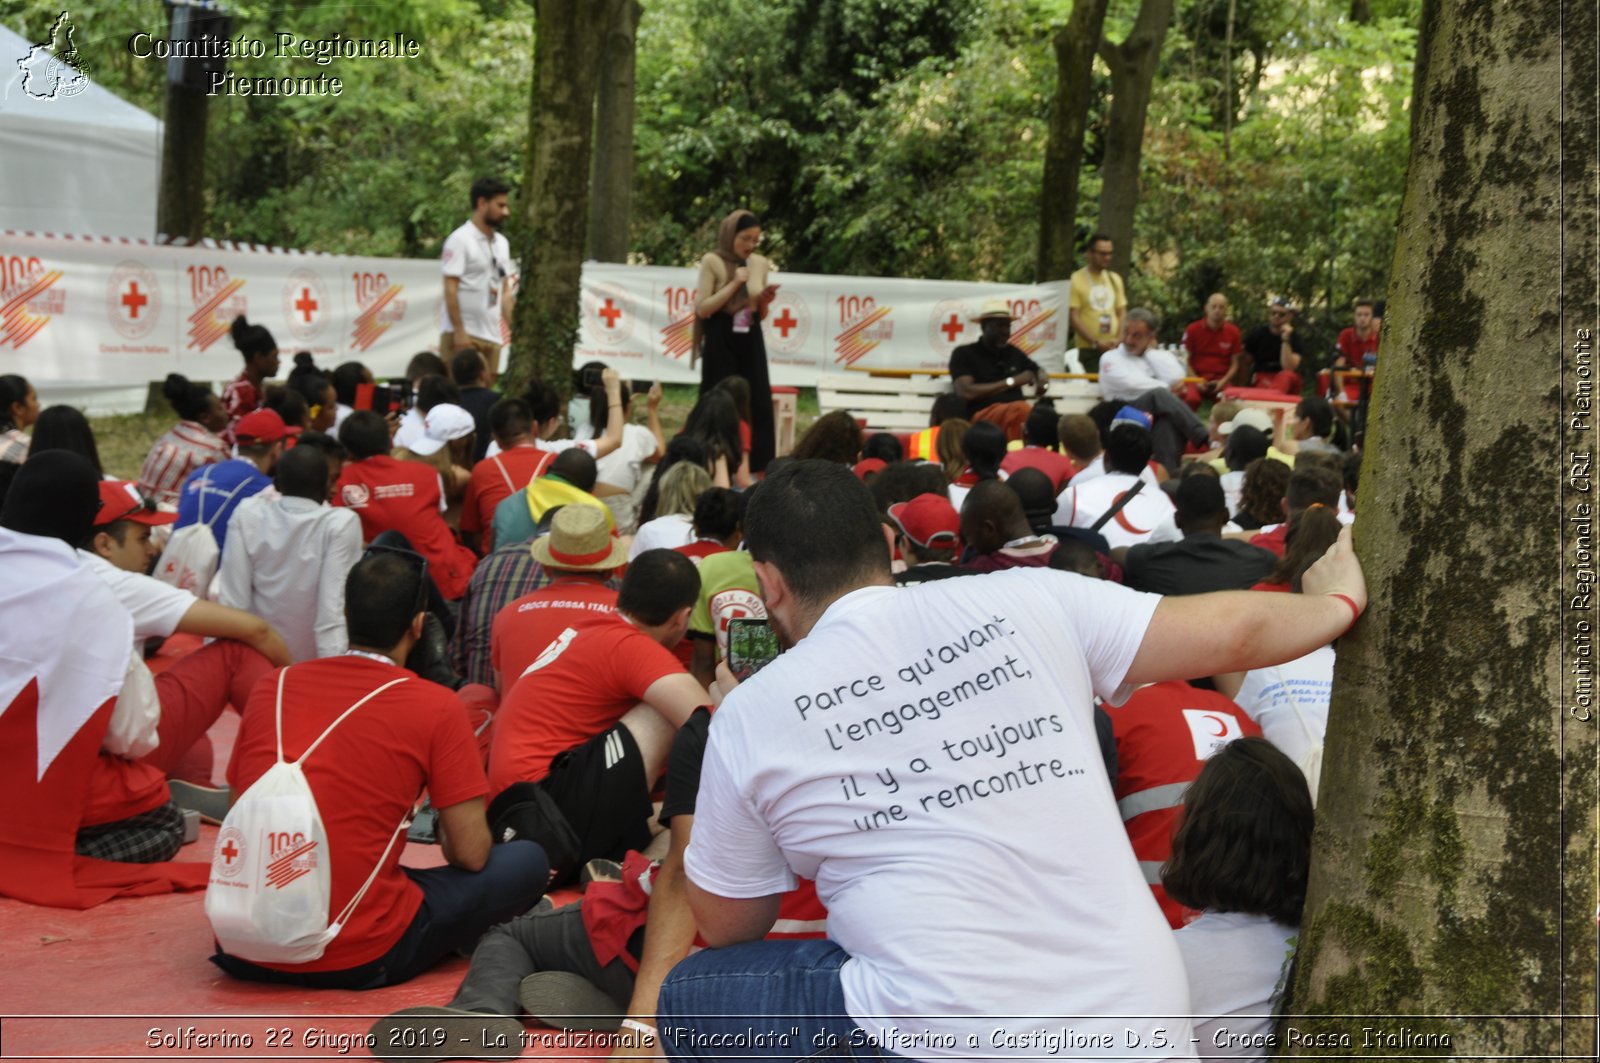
1336, 327, 1380, 365
1182, 319, 1243, 381
1110, 680, 1262, 928
1248, 523, 1289, 558
333, 455, 477, 599
491, 576, 619, 690
1000, 446, 1078, 491
670, 541, 730, 667
488, 614, 684, 793
85, 755, 169, 827
226, 657, 488, 972
461, 447, 555, 537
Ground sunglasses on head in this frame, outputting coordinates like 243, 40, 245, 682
363, 543, 431, 618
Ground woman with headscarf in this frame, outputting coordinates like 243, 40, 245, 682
695, 209, 776, 474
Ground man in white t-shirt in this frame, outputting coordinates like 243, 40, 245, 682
77, 481, 292, 805
1055, 414, 1176, 550
656, 459, 1368, 1062
439, 177, 515, 387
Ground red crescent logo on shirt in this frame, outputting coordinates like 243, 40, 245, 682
1113, 492, 1151, 535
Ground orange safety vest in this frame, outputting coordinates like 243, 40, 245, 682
906, 425, 940, 461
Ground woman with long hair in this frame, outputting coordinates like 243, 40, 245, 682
139, 373, 231, 506
630, 461, 712, 559
1162, 737, 1313, 1059
789, 410, 863, 467
1218, 504, 1346, 797
1232, 457, 1291, 531
638, 436, 710, 527
0, 374, 39, 464
28, 406, 104, 477
948, 419, 1006, 511
584, 369, 664, 532
934, 417, 971, 485
680, 390, 745, 486
695, 209, 777, 474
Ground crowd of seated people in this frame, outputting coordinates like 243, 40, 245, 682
0, 315, 1374, 1063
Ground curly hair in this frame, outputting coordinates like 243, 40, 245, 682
1237, 457, 1291, 527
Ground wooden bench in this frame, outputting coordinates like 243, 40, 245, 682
818, 367, 1103, 433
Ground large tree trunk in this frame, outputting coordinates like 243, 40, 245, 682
1285, 0, 1596, 1054
507, 0, 627, 399
1035, 0, 1112, 281
588, 0, 642, 263
1094, 0, 1175, 281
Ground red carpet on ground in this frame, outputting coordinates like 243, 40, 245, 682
0, 636, 592, 1062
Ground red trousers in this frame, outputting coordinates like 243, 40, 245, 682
141, 640, 273, 783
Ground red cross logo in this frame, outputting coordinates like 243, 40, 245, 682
773, 308, 798, 338
294, 288, 319, 322
598, 298, 622, 328
121, 282, 149, 320
219, 839, 239, 864
941, 314, 964, 343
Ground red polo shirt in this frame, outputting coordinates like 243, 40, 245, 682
490, 576, 619, 690
333, 455, 477, 599
461, 447, 555, 539
1182, 319, 1243, 381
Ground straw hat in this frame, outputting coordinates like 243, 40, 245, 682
968, 297, 1015, 323
530, 503, 629, 571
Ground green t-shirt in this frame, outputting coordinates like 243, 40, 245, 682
688, 550, 767, 661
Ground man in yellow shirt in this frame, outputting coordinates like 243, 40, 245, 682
1069, 233, 1127, 367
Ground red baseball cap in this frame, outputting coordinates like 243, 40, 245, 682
853, 458, 887, 480
94, 481, 175, 528
887, 492, 960, 548
234, 409, 289, 444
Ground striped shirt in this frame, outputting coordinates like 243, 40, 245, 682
0, 428, 28, 465
448, 535, 620, 687
220, 372, 261, 445
139, 422, 232, 507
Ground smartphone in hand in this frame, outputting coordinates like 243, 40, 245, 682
726, 617, 780, 681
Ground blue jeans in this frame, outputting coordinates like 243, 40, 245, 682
212, 839, 549, 989
658, 939, 899, 1062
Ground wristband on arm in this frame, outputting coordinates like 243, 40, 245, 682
1328, 592, 1361, 635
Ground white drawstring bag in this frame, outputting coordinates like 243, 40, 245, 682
205, 670, 413, 963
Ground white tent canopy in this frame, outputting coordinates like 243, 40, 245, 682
0, 23, 161, 240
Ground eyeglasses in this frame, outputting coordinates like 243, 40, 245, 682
363, 543, 431, 618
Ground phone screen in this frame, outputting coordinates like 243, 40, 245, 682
726, 618, 779, 680
630, 379, 653, 396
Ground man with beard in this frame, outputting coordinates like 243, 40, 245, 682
948, 298, 1049, 441
655, 459, 1369, 1062
440, 177, 515, 387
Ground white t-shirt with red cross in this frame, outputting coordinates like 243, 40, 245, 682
684, 569, 1193, 1060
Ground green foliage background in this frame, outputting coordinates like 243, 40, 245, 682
4, 0, 1416, 361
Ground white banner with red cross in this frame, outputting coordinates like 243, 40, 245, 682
0, 232, 437, 409
576, 262, 1069, 387
0, 231, 1067, 410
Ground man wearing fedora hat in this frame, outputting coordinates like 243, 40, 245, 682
948, 297, 1049, 442
487, 528, 708, 876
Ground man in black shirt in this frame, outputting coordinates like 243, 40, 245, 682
948, 297, 1048, 439
1240, 296, 1306, 395
1119, 473, 1277, 595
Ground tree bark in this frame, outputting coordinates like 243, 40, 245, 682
1285, 0, 1596, 1054
1350, 0, 1373, 23
507, 0, 627, 400
1094, 0, 1175, 281
157, 83, 207, 242
1036, 0, 1112, 281
588, 0, 642, 263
